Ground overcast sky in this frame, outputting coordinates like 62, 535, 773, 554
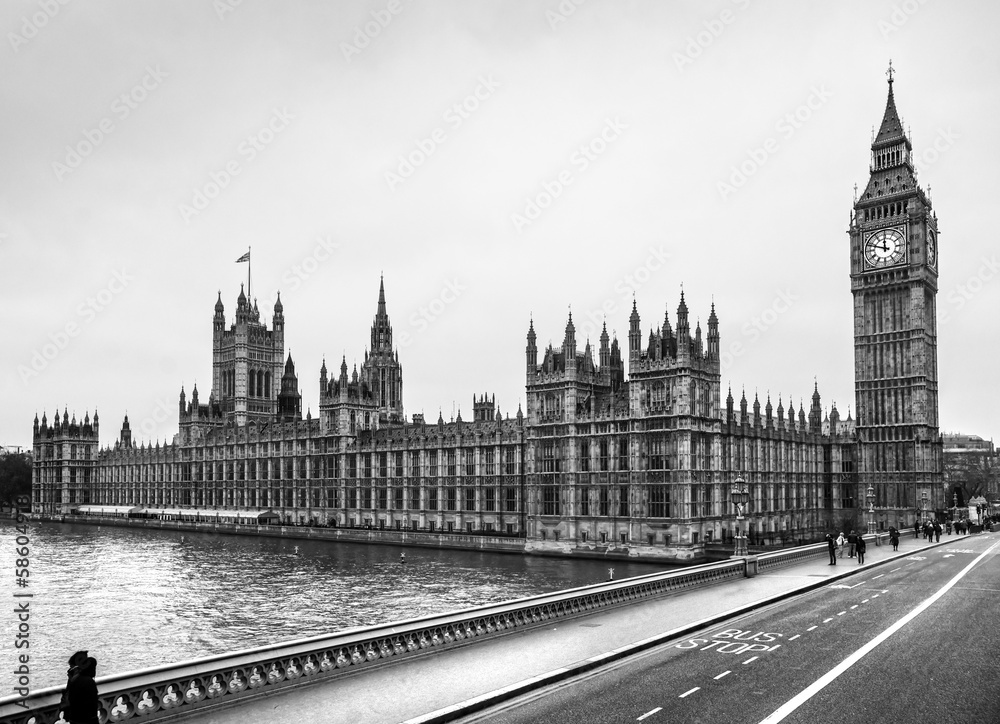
2, 0, 998, 450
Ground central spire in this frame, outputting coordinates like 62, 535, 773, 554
371, 275, 392, 354
874, 61, 905, 147
377, 273, 387, 319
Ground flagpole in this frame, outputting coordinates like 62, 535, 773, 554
247, 246, 252, 300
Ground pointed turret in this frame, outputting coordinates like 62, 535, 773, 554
809, 381, 822, 433
526, 317, 538, 380
277, 354, 301, 421
599, 321, 610, 368
371, 275, 392, 353
628, 299, 641, 362
707, 302, 719, 361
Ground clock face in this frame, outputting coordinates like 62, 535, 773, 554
863, 228, 906, 268
927, 229, 937, 268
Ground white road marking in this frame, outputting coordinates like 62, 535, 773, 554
715, 671, 731, 680
807, 626, 817, 631
871, 594, 879, 598
837, 611, 846, 616
758, 540, 1000, 724
862, 599, 869, 603
872, 574, 884, 579
890, 568, 901, 572
788, 635, 800, 641
679, 687, 699, 698
637, 707, 662, 720
823, 618, 833, 623
742, 657, 759, 665
943, 554, 954, 558
850, 605, 858, 610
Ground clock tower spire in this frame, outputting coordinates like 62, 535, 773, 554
849, 65, 942, 526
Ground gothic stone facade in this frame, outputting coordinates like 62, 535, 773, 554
31, 76, 943, 561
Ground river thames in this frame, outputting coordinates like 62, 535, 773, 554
1, 521, 672, 691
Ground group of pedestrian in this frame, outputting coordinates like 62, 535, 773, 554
953, 519, 977, 535
59, 651, 100, 724
827, 529, 866, 565
919, 520, 943, 542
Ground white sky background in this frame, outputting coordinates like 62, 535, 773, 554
1, 0, 998, 449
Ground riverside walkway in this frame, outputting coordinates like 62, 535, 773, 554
188, 532, 955, 724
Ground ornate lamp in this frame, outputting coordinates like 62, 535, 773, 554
866, 484, 876, 535
730, 477, 750, 557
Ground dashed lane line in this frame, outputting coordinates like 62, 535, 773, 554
758, 540, 1000, 723
807, 626, 817, 631
788, 635, 800, 641
742, 656, 759, 665
679, 687, 700, 698
823, 618, 833, 623
637, 707, 662, 721
714, 671, 731, 680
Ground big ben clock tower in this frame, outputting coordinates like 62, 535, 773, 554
849, 64, 943, 526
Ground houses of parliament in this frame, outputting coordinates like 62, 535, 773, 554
30, 75, 945, 561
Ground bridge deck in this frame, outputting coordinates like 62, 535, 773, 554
188, 533, 950, 724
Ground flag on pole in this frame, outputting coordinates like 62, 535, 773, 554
235, 251, 250, 263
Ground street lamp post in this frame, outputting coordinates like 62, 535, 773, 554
865, 485, 875, 535
921, 489, 929, 534
730, 478, 749, 557
866, 484, 876, 537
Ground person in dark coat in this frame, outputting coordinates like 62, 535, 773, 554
826, 533, 837, 565
889, 526, 900, 551
63, 656, 99, 724
59, 651, 88, 716
856, 534, 867, 564
847, 530, 858, 557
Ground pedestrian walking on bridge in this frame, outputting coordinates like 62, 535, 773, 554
889, 527, 899, 551
856, 535, 866, 564
63, 655, 100, 724
826, 533, 837, 565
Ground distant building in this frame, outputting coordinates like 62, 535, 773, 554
942, 433, 998, 511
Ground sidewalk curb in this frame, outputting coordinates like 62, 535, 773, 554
403, 535, 959, 724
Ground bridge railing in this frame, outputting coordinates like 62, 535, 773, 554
0, 555, 755, 724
